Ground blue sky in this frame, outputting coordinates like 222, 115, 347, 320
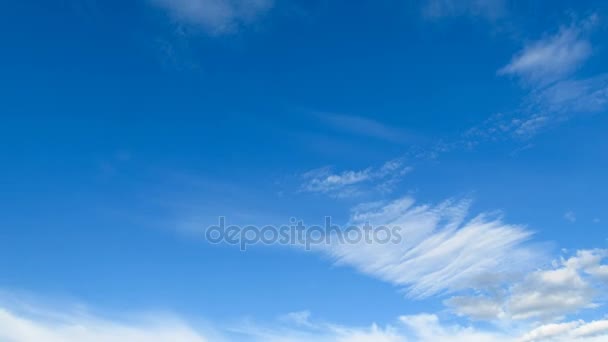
1, 0, 608, 341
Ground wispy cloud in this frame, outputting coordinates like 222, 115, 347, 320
471, 72, 608, 139
463, 16, 608, 140
529, 73, 608, 115
152, 0, 273, 35
0, 306, 213, 342
316, 112, 413, 144
300, 160, 412, 198
315, 196, 540, 298
515, 72, 608, 137
499, 18, 595, 87
4, 292, 608, 341
301, 193, 608, 321
246, 313, 608, 342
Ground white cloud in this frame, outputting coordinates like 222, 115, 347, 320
507, 265, 595, 320
0, 307, 213, 342
499, 18, 595, 86
315, 196, 539, 298
303, 191, 608, 321
3, 295, 608, 342
447, 249, 608, 321
279, 311, 313, 328
528, 74, 608, 117
237, 322, 408, 342
519, 321, 582, 342
519, 319, 608, 341
466, 72, 608, 139
470, 25, 606, 141
572, 320, 608, 339
0, 299, 403, 342
444, 295, 506, 320
574, 249, 608, 283
301, 160, 412, 198
152, 0, 273, 34
398, 314, 514, 342
512, 115, 550, 138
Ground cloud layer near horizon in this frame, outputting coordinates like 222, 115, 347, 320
3, 299, 608, 342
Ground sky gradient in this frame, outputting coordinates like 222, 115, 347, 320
1, 0, 608, 341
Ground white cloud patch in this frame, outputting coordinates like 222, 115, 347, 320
531, 74, 608, 114
574, 249, 608, 283
152, 0, 273, 34
315, 196, 539, 298
444, 295, 507, 320
468, 16, 606, 140
519, 321, 583, 342
467, 72, 608, 138
0, 307, 213, 342
499, 18, 595, 86
279, 311, 313, 328
511, 115, 550, 138
519, 320, 608, 342
465, 112, 548, 140
446, 249, 608, 321
301, 160, 412, 198
507, 264, 595, 320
